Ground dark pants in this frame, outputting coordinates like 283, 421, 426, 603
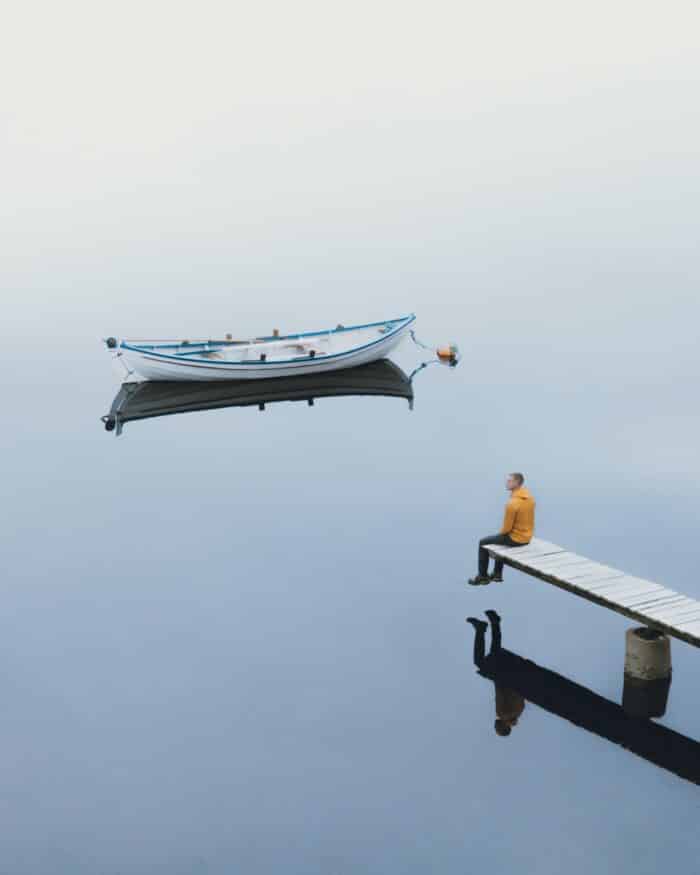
472, 614, 502, 668
478, 534, 528, 577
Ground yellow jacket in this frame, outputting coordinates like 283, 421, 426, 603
500, 487, 535, 544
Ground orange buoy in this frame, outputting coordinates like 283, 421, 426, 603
437, 344, 459, 364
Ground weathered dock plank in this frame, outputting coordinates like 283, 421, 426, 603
484, 538, 700, 648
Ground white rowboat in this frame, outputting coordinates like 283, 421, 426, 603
107, 315, 416, 382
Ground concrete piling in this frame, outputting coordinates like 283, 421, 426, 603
622, 627, 672, 718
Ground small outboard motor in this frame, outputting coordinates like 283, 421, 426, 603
106, 337, 118, 349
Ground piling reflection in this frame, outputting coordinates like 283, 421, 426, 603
466, 612, 700, 785
101, 359, 414, 435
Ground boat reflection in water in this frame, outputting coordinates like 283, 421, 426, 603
466, 612, 700, 786
102, 359, 415, 435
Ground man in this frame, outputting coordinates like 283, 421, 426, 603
466, 611, 525, 737
468, 472, 535, 586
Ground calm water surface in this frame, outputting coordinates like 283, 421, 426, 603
3, 319, 699, 874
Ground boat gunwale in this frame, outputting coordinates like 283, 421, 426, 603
119, 314, 415, 369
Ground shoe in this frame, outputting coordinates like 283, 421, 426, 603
466, 617, 488, 631
488, 573, 503, 583
485, 610, 501, 623
467, 575, 491, 586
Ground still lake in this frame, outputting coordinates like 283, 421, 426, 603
3, 319, 699, 874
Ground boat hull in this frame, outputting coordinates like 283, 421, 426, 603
118, 317, 414, 381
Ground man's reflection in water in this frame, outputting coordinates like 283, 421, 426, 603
467, 610, 525, 737
465, 612, 700, 784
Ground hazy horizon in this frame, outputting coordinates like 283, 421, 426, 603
3, 3, 700, 872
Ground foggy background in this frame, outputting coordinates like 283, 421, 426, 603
2, 2, 699, 872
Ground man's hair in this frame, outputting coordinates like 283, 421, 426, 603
510, 472, 525, 486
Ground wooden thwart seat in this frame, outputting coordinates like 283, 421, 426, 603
484, 538, 700, 648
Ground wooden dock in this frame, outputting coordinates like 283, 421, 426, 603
484, 538, 700, 648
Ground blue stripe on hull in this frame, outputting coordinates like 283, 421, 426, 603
121, 315, 415, 369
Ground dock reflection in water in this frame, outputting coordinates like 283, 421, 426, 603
466, 612, 700, 786
101, 359, 414, 435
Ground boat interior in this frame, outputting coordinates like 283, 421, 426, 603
123, 320, 408, 362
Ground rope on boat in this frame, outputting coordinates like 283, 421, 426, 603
115, 351, 135, 380
409, 330, 434, 353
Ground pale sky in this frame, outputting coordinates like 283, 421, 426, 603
3, 1, 699, 343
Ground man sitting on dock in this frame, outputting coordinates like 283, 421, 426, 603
468, 473, 535, 586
